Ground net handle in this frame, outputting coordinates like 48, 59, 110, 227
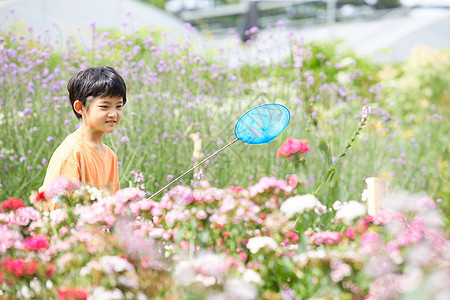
138, 138, 239, 203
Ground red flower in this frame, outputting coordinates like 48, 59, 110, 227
1, 198, 25, 211
36, 192, 46, 201
45, 264, 57, 278
276, 137, 310, 158
57, 288, 88, 300
285, 231, 299, 243
2, 258, 38, 277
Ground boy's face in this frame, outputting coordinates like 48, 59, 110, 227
83, 96, 123, 134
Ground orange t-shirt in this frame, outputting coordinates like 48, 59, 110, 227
39, 133, 120, 194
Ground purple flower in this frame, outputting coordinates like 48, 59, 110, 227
46, 136, 53, 142
23, 108, 33, 115
120, 136, 130, 143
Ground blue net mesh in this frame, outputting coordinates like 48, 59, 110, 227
235, 104, 290, 144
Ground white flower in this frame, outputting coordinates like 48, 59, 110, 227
173, 260, 196, 286
314, 203, 327, 215
242, 269, 263, 285
332, 201, 343, 210
361, 189, 369, 202
194, 274, 216, 287
89, 287, 123, 300
360, 106, 371, 123
99, 255, 135, 275
339, 57, 356, 67
118, 275, 139, 288
20, 285, 32, 299
223, 278, 258, 300
246, 236, 278, 254
280, 194, 321, 218
335, 201, 366, 225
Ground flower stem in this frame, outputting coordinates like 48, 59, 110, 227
313, 110, 369, 196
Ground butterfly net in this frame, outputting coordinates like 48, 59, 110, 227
234, 103, 290, 144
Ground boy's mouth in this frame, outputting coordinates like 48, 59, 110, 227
106, 120, 116, 124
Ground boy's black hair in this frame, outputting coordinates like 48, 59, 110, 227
67, 66, 127, 119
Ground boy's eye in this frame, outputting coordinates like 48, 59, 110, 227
100, 105, 108, 109
117, 105, 123, 109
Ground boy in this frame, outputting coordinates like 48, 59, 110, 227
39, 66, 126, 195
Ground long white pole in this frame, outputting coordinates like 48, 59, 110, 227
141, 138, 240, 201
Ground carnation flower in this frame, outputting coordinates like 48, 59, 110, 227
24, 235, 49, 251
310, 231, 343, 245
15, 207, 41, 226
57, 288, 88, 300
280, 194, 321, 218
173, 252, 228, 287
44, 177, 81, 199
246, 236, 278, 254
0, 224, 22, 253
1, 197, 25, 211
248, 176, 293, 197
335, 200, 366, 225
276, 137, 310, 158
1, 257, 38, 277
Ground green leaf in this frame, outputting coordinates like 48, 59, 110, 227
318, 139, 332, 165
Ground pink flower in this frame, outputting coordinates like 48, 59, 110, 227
276, 137, 310, 158
15, 207, 41, 226
24, 235, 49, 251
248, 176, 293, 197
196, 210, 207, 219
0, 224, 22, 254
370, 210, 405, 226
310, 231, 343, 245
220, 196, 236, 213
113, 188, 145, 203
44, 177, 81, 199
346, 227, 356, 239
151, 206, 162, 217
168, 186, 193, 206
287, 174, 301, 187
361, 232, 379, 246
414, 197, 437, 209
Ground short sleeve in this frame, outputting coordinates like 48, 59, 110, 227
39, 158, 80, 193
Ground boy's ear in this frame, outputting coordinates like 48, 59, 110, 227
73, 100, 85, 115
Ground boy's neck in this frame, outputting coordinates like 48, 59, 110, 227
75, 127, 105, 153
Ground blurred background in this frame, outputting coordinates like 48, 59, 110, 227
1, 0, 449, 62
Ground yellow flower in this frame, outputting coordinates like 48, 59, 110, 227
377, 172, 393, 179
403, 130, 414, 138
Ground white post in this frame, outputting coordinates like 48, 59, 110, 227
365, 177, 387, 216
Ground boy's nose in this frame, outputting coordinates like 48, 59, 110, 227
108, 112, 116, 117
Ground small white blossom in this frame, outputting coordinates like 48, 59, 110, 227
361, 189, 369, 202
246, 236, 278, 254
242, 269, 263, 285
333, 201, 343, 210
360, 106, 371, 123
280, 194, 321, 218
335, 200, 366, 225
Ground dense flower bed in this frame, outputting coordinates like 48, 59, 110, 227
1, 175, 448, 299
